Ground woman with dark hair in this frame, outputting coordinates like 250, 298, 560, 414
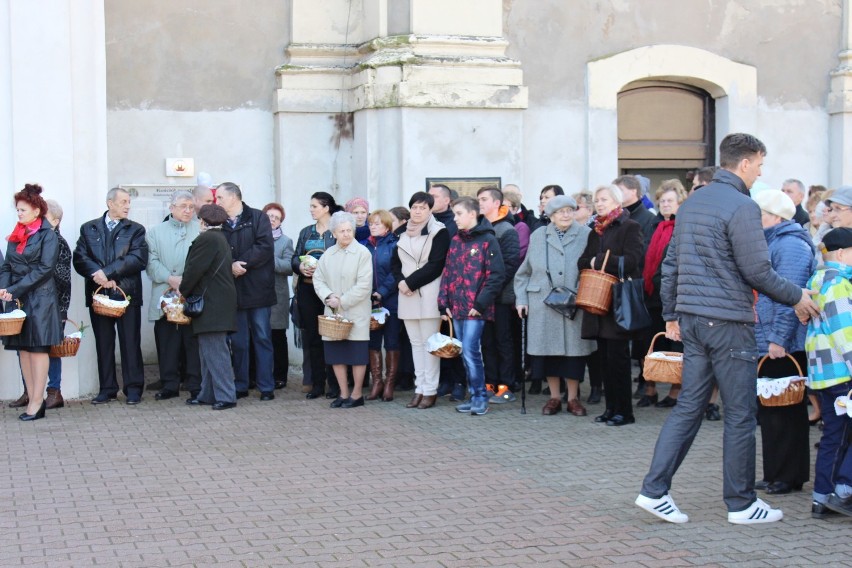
292, 191, 340, 399
262, 202, 294, 389
391, 191, 450, 408
181, 204, 238, 410
389, 206, 409, 233
0, 184, 62, 421
529, 184, 565, 232
579, 184, 644, 426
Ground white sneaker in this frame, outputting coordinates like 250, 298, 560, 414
727, 498, 783, 525
635, 493, 689, 524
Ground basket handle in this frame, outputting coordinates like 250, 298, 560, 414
93, 285, 128, 301
757, 354, 803, 378
3, 298, 22, 313
63, 318, 81, 333
446, 316, 454, 340
645, 332, 668, 357
598, 250, 611, 273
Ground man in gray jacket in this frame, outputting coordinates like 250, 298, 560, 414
634, 133, 819, 525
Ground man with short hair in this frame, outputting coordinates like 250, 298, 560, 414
613, 175, 658, 249
691, 166, 717, 192
428, 184, 457, 237
216, 182, 276, 401
73, 187, 149, 405
781, 178, 810, 226
477, 186, 522, 400
193, 185, 215, 212
635, 133, 820, 525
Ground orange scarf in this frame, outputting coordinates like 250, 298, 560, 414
7, 218, 42, 254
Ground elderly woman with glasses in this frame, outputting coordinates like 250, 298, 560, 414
313, 211, 374, 408
146, 190, 202, 401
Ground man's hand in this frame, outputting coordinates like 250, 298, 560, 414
103, 279, 117, 289
232, 261, 247, 277
167, 275, 182, 290
767, 342, 787, 359
92, 269, 108, 287
516, 305, 528, 318
794, 288, 819, 324
665, 320, 681, 342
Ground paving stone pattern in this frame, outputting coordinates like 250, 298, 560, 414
0, 369, 848, 567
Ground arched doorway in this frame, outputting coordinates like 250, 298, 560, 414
617, 80, 715, 192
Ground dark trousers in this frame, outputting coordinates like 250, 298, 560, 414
297, 281, 331, 394
482, 303, 517, 386
272, 328, 289, 381
90, 305, 144, 397
154, 318, 201, 395
598, 338, 632, 417
641, 313, 760, 512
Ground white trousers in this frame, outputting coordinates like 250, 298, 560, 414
402, 318, 441, 396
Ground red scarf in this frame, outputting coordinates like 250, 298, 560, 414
7, 218, 42, 254
643, 219, 675, 296
593, 207, 623, 235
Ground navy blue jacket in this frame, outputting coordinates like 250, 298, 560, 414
364, 231, 399, 313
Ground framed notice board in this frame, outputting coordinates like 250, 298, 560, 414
425, 177, 502, 198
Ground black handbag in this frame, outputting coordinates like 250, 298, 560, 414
613, 257, 652, 331
542, 239, 578, 320
183, 256, 226, 318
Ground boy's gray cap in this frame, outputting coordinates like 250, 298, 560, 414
826, 186, 852, 207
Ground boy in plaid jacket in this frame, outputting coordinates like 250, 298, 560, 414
805, 227, 852, 519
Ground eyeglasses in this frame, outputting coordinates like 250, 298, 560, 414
173, 204, 195, 211
828, 205, 851, 213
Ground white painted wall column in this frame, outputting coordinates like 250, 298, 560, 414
829, 0, 852, 187
0, 0, 107, 399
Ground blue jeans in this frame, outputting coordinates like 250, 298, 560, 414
454, 318, 486, 397
230, 306, 274, 393
48, 357, 61, 390
814, 382, 852, 501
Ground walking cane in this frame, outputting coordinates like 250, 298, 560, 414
520, 311, 527, 415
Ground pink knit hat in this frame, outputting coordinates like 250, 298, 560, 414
345, 196, 369, 212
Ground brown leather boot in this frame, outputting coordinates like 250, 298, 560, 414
45, 387, 65, 409
383, 350, 399, 402
366, 350, 384, 401
405, 393, 423, 408
417, 394, 437, 409
8, 392, 28, 408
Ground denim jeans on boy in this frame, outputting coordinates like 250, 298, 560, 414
814, 382, 852, 502
453, 318, 486, 397
48, 357, 61, 390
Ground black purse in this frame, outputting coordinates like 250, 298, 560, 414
542, 238, 578, 320
183, 256, 226, 318
612, 257, 652, 331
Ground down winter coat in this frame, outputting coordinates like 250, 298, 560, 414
515, 222, 595, 357
438, 216, 505, 321
0, 218, 62, 348
755, 221, 816, 354
578, 210, 643, 340
73, 214, 148, 307
365, 231, 399, 313
661, 169, 802, 323
220, 202, 275, 310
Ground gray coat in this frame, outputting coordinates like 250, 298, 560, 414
514, 223, 596, 357
270, 233, 294, 330
661, 169, 802, 323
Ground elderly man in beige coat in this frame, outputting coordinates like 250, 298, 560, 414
313, 211, 373, 408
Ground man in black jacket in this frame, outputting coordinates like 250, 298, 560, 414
614, 175, 658, 250
216, 182, 276, 401
635, 133, 820, 525
73, 187, 149, 405
781, 178, 810, 226
428, 184, 458, 238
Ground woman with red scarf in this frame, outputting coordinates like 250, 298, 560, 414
637, 180, 688, 408
0, 184, 62, 421
578, 184, 644, 426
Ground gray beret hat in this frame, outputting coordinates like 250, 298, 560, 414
545, 195, 577, 217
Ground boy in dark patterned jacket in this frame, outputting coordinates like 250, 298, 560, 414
438, 196, 505, 415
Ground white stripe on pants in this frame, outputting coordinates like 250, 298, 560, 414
402, 318, 441, 396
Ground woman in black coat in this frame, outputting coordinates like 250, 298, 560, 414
180, 205, 238, 410
578, 184, 644, 426
0, 184, 62, 421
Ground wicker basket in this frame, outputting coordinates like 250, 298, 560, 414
643, 332, 683, 384
318, 313, 354, 340
369, 317, 383, 331
576, 250, 619, 316
0, 299, 25, 337
429, 318, 462, 359
92, 286, 129, 318
758, 354, 806, 407
162, 298, 191, 325
299, 248, 325, 284
49, 319, 83, 358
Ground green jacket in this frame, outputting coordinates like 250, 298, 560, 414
145, 216, 201, 321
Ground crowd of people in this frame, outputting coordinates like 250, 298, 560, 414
3, 131, 851, 525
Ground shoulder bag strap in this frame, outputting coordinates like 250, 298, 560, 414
197, 255, 227, 299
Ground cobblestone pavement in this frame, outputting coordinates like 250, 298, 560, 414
0, 370, 848, 567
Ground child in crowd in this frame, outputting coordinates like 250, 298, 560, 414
805, 227, 852, 519
438, 196, 505, 416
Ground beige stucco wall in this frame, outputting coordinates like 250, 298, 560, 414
505, 0, 842, 107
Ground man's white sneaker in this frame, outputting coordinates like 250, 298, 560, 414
635, 493, 689, 524
727, 498, 783, 524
